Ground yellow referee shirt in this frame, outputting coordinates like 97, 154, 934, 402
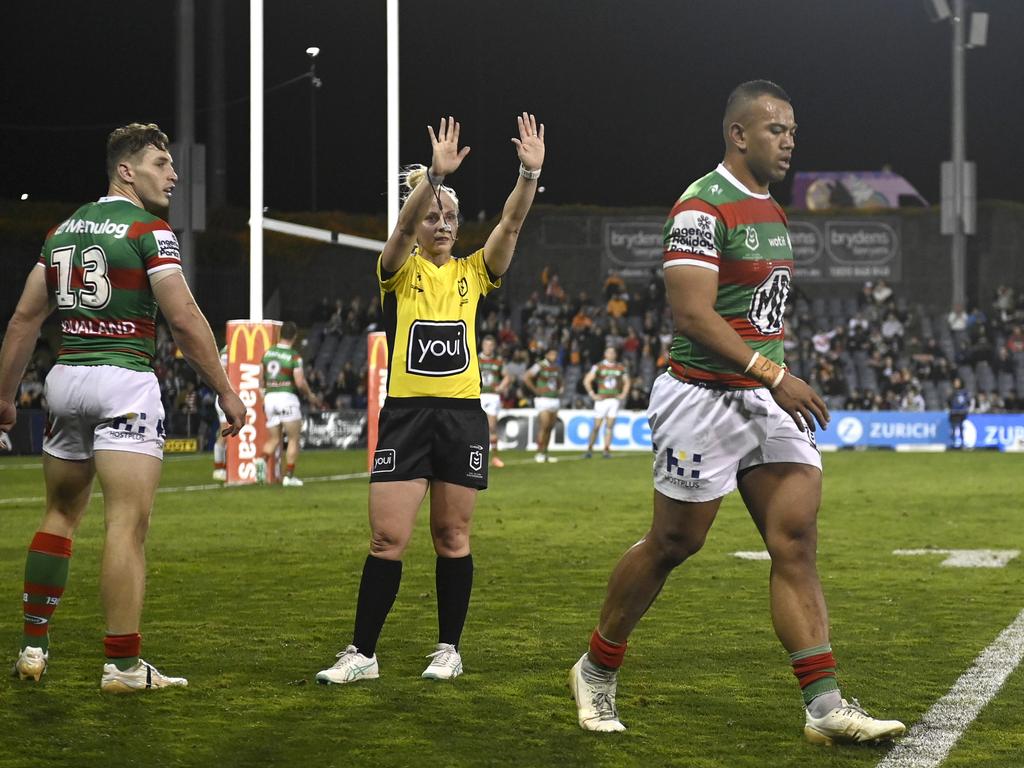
378, 248, 501, 400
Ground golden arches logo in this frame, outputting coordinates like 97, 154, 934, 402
228, 324, 272, 363
368, 332, 389, 369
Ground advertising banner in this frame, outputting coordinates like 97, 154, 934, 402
791, 171, 927, 211
225, 319, 280, 485
497, 409, 1024, 453
789, 217, 902, 283
498, 408, 651, 453
601, 217, 664, 280
301, 410, 367, 449
366, 331, 388, 469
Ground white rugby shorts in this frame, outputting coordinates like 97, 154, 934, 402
43, 364, 166, 460
263, 391, 302, 427
534, 396, 561, 413
480, 392, 502, 417
593, 397, 621, 420
214, 398, 227, 424
647, 372, 821, 503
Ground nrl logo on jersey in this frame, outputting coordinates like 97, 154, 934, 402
745, 227, 760, 251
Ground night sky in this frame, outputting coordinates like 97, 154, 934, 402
2, 0, 1021, 220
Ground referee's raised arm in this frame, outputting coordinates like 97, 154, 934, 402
483, 112, 545, 278
380, 116, 470, 274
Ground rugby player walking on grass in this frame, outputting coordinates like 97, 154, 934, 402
569, 81, 906, 744
316, 113, 544, 684
254, 321, 321, 486
0, 123, 245, 692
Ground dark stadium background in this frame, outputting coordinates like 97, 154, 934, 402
0, 0, 1021, 215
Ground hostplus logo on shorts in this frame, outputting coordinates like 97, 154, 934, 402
108, 412, 164, 442
662, 448, 704, 489
372, 449, 396, 473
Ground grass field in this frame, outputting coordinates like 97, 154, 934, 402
0, 449, 1022, 768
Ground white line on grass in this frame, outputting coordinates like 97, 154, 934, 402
0, 453, 595, 507
876, 608, 1024, 768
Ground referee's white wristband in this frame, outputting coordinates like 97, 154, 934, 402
519, 163, 541, 180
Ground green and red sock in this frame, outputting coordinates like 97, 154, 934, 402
790, 644, 840, 705
22, 532, 73, 653
589, 628, 627, 670
104, 632, 141, 671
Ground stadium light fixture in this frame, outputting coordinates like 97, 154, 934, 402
924, 0, 951, 22
20, 193, 28, 201
967, 12, 988, 48
928, 0, 990, 309
306, 46, 323, 212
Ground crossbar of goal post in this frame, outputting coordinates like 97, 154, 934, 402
262, 218, 387, 252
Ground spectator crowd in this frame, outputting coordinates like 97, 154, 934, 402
12, 269, 1024, 447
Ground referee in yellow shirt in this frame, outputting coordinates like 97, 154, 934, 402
317, 114, 545, 684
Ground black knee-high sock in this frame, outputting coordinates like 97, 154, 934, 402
436, 554, 474, 648
351, 555, 402, 657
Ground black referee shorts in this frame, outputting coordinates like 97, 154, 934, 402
370, 397, 489, 489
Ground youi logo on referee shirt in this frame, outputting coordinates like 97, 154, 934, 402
407, 320, 470, 376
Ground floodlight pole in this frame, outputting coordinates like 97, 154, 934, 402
950, 0, 966, 309
387, 0, 399, 233
250, 0, 264, 321
307, 47, 321, 212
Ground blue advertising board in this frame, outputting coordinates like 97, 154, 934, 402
496, 409, 1024, 453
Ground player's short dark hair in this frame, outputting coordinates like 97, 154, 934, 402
280, 321, 298, 341
724, 80, 791, 119
106, 123, 170, 180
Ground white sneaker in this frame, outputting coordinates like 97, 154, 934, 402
212, 468, 227, 481
421, 643, 463, 680
535, 453, 547, 463
804, 697, 906, 745
100, 659, 188, 693
282, 475, 304, 487
569, 654, 626, 732
315, 645, 379, 685
13, 646, 48, 682
254, 457, 267, 484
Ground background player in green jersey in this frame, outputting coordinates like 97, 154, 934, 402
255, 321, 321, 486
570, 82, 905, 744
0, 123, 245, 691
478, 335, 512, 468
583, 346, 630, 459
524, 346, 564, 463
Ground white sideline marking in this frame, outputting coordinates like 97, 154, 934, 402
876, 608, 1024, 768
732, 550, 771, 560
0, 471, 371, 507
0, 453, 590, 506
893, 549, 1020, 568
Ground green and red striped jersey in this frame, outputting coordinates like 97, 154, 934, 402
590, 361, 628, 398
529, 359, 563, 396
37, 196, 182, 372
662, 164, 792, 389
478, 354, 505, 394
262, 344, 302, 394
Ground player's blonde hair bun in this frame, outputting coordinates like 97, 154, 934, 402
400, 164, 460, 209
